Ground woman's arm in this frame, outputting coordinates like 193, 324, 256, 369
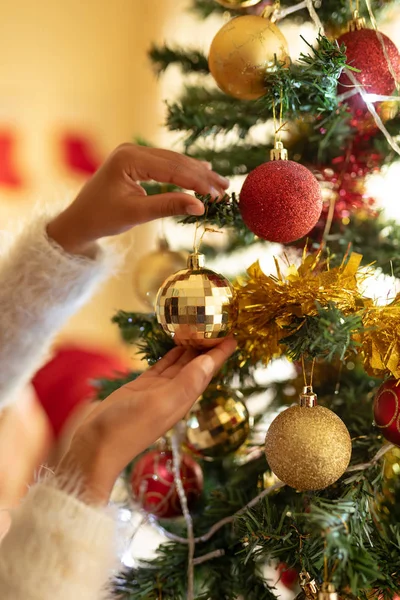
0, 216, 114, 406
0, 144, 228, 407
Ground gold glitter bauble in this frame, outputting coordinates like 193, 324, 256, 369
265, 405, 352, 491
155, 253, 234, 348
185, 384, 250, 458
208, 15, 290, 100
133, 240, 187, 310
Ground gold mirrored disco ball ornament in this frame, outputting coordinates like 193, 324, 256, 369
208, 14, 290, 100
155, 252, 235, 348
265, 386, 352, 491
185, 384, 250, 458
132, 239, 187, 310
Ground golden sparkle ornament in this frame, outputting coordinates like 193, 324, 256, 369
185, 384, 250, 458
208, 14, 289, 100
155, 252, 235, 348
265, 387, 352, 491
132, 239, 187, 310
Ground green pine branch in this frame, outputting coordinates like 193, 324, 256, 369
281, 302, 363, 362
112, 311, 175, 364
327, 215, 400, 279
166, 36, 347, 148
149, 44, 209, 74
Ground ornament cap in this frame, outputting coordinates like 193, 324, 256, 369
318, 583, 338, 600
187, 252, 205, 270
299, 571, 319, 600
348, 10, 366, 31
299, 386, 318, 407
270, 141, 288, 161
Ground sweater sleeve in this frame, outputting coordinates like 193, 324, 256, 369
0, 215, 117, 407
0, 482, 118, 600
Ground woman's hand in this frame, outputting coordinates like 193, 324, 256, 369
47, 145, 229, 257
57, 336, 237, 505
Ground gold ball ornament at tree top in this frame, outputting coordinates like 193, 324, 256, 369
208, 14, 290, 100
265, 387, 352, 491
155, 252, 235, 348
185, 384, 250, 458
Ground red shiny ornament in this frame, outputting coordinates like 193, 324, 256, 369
239, 160, 323, 243
337, 29, 400, 110
374, 379, 400, 446
277, 563, 298, 589
131, 449, 203, 518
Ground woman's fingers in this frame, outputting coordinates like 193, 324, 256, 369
166, 336, 237, 409
121, 145, 229, 198
127, 192, 205, 224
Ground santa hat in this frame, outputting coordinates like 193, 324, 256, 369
32, 345, 128, 437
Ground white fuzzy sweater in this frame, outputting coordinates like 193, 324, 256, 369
0, 217, 119, 599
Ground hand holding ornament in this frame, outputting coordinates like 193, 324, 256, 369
56, 336, 237, 506
47, 144, 229, 258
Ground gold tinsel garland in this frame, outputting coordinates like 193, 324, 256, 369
234, 250, 400, 378
361, 293, 400, 379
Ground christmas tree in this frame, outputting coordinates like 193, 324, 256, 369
98, 1, 400, 598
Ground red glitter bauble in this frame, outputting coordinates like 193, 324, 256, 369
277, 563, 298, 590
131, 449, 203, 518
337, 29, 400, 109
373, 379, 400, 446
239, 160, 323, 243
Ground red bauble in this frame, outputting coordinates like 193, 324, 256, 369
374, 379, 400, 446
131, 449, 203, 518
277, 563, 298, 589
239, 160, 322, 243
337, 29, 400, 109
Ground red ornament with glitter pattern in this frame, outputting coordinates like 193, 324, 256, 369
239, 160, 323, 243
374, 378, 400, 447
131, 449, 203, 518
337, 28, 400, 110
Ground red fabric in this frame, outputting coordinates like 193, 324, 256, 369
61, 133, 103, 175
0, 131, 23, 187
32, 346, 128, 437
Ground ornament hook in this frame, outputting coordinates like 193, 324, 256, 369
299, 385, 318, 407
298, 571, 319, 600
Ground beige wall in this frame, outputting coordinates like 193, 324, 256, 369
0, 0, 189, 362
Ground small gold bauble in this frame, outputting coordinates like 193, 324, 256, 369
265, 405, 352, 491
155, 252, 234, 348
185, 384, 250, 458
208, 15, 289, 100
133, 240, 187, 310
